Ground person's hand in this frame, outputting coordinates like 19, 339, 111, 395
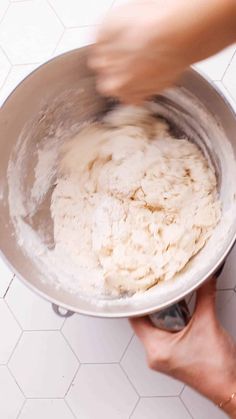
131, 278, 236, 418
90, 0, 236, 103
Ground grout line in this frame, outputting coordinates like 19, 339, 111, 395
61, 331, 80, 363
119, 363, 140, 398
179, 384, 185, 397
51, 27, 65, 57
60, 317, 67, 331
16, 398, 26, 419
119, 334, 135, 364
64, 398, 77, 419
58, 23, 100, 30
218, 82, 236, 106
64, 364, 81, 398
79, 361, 119, 365
46, 0, 66, 29
0, 1, 11, 25
216, 288, 234, 294
26, 396, 64, 400
7, 329, 23, 365
0, 44, 13, 66
5, 299, 23, 330
221, 49, 236, 81
141, 395, 183, 399
119, 332, 134, 363
10, 62, 41, 67
3, 274, 15, 299
129, 396, 140, 419
14, 330, 43, 334
9, 328, 66, 332
0, 45, 12, 74
7, 364, 27, 398
180, 394, 194, 419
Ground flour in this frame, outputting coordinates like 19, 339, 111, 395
7, 87, 236, 306
51, 105, 221, 296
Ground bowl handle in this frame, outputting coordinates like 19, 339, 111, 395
52, 304, 74, 318
149, 300, 190, 332
149, 262, 226, 332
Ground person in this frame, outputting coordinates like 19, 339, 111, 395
90, 0, 236, 103
90, 0, 236, 416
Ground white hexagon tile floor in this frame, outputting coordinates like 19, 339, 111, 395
0, 0, 235, 418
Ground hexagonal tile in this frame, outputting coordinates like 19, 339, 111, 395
0, 63, 38, 106
0, 366, 24, 418
0, 0, 9, 22
131, 397, 191, 419
217, 245, 236, 290
121, 336, 183, 396
6, 278, 64, 330
181, 386, 227, 419
0, 300, 21, 363
0, 48, 10, 88
18, 399, 74, 419
62, 315, 133, 363
9, 331, 78, 397
54, 27, 95, 57
0, 1, 63, 64
0, 257, 14, 297
216, 290, 236, 338
223, 52, 236, 102
66, 364, 138, 419
48, 0, 113, 27
195, 45, 236, 81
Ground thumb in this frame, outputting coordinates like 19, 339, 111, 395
130, 316, 172, 347
194, 276, 217, 317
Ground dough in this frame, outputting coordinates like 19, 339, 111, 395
51, 105, 221, 296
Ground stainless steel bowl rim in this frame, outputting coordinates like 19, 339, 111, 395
1, 48, 236, 317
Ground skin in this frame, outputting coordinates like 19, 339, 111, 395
90, 0, 236, 103
90, 0, 236, 415
131, 279, 236, 418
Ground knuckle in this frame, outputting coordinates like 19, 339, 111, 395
147, 344, 173, 372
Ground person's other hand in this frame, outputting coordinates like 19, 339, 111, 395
90, 0, 236, 102
131, 278, 236, 417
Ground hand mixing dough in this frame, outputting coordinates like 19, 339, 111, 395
51, 105, 221, 296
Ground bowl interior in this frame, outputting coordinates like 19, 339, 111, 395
0, 48, 236, 317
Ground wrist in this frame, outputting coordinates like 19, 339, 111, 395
222, 394, 236, 418
209, 378, 236, 417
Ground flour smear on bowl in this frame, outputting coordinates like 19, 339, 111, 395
7, 104, 222, 298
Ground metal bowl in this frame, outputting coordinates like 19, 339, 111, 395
0, 47, 236, 318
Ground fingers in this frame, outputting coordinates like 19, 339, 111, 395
130, 316, 156, 342
130, 316, 178, 372
130, 316, 172, 346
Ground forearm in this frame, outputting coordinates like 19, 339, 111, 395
150, 0, 236, 67
185, 339, 236, 418
185, 0, 236, 63
92, 0, 236, 100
